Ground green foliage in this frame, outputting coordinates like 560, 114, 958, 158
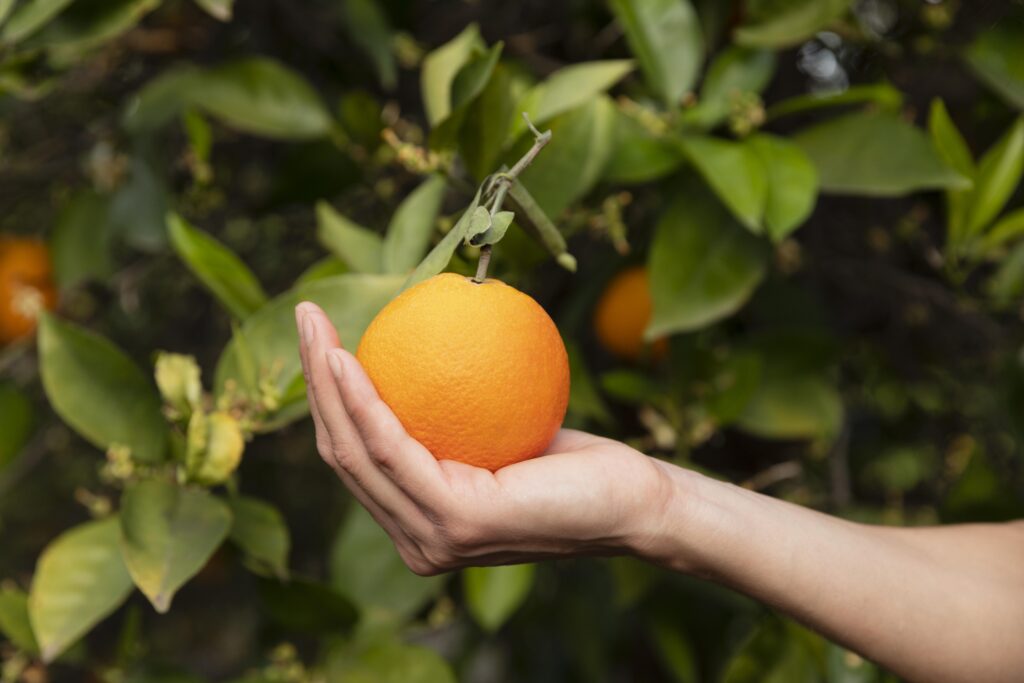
3, 1, 1024, 680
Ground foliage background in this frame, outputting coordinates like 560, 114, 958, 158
2, 0, 1024, 681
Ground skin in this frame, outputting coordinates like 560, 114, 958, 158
295, 301, 1024, 683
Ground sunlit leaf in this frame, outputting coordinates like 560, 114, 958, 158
382, 175, 447, 274
421, 23, 483, 127
29, 517, 133, 662
0, 586, 38, 654
964, 117, 1024, 237
678, 135, 767, 231
1, 0, 74, 44
793, 111, 969, 196
402, 184, 483, 290
430, 41, 503, 150
316, 202, 384, 273
647, 183, 768, 336
330, 504, 443, 621
167, 214, 268, 319
747, 133, 818, 241
38, 315, 167, 462
120, 479, 232, 613
326, 639, 456, 683
511, 60, 634, 137
609, 0, 703, 105
464, 564, 535, 632
227, 496, 290, 580
735, 0, 851, 49
766, 82, 903, 120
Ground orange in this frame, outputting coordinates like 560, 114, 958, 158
593, 266, 666, 361
0, 237, 57, 345
356, 273, 569, 471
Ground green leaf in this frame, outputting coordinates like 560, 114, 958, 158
468, 210, 514, 247
316, 201, 384, 273
766, 82, 903, 120
609, 0, 703, 106
167, 214, 268, 319
516, 96, 616, 217
1, 0, 75, 44
979, 207, 1024, 255
382, 175, 447, 274
51, 190, 114, 290
964, 117, 1024, 237
402, 184, 483, 290
505, 180, 575, 270
330, 505, 443, 621
601, 371, 661, 404
604, 107, 684, 184
215, 274, 403, 423
793, 111, 970, 196
650, 615, 698, 683
737, 373, 842, 440
296, 256, 349, 285
29, 517, 134, 662
326, 639, 456, 683
647, 184, 768, 336
109, 153, 171, 253
681, 47, 776, 129
0, 382, 33, 472
194, 0, 232, 21
747, 133, 818, 241
988, 241, 1024, 309
127, 59, 333, 140
341, 0, 396, 90
929, 99, 974, 244
227, 496, 290, 580
430, 41, 504, 150
735, 0, 851, 49
678, 135, 767, 232
421, 23, 483, 127
258, 577, 358, 634
38, 315, 167, 462
189, 58, 333, 140
965, 20, 1024, 111
0, 586, 38, 654
463, 564, 535, 632
0, 0, 17, 28
722, 616, 826, 683
38, 0, 161, 64
120, 479, 232, 613
459, 63, 526, 180
566, 342, 611, 425
512, 60, 634, 137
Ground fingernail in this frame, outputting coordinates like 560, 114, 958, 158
302, 312, 316, 347
327, 350, 344, 380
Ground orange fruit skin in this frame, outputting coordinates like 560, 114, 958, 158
593, 266, 666, 361
356, 273, 570, 471
0, 237, 57, 345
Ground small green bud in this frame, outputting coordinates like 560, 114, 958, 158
185, 411, 245, 486
155, 353, 203, 420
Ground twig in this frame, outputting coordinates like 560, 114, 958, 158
471, 113, 552, 283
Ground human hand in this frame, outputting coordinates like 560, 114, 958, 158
295, 301, 679, 575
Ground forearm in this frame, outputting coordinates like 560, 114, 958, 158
640, 463, 1024, 683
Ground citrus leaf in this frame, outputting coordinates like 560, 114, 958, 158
0, 382, 33, 472
929, 99, 974, 244
123, 66, 206, 133
50, 190, 114, 290
430, 41, 503, 150
511, 60, 634, 138
38, 315, 167, 463
647, 184, 768, 336
258, 577, 358, 634
506, 180, 576, 270
167, 213, 268, 319
341, 0, 396, 90
964, 117, 1024, 237
403, 184, 483, 290
604, 107, 684, 184
330, 505, 443, 621
468, 210, 514, 247
0, 586, 38, 654
0, 0, 17, 28
316, 201, 384, 273
326, 639, 456, 683
965, 19, 1024, 111
38, 0, 161, 64
382, 175, 447, 274
464, 564, 535, 632
609, 0, 703, 106
681, 47, 776, 129
678, 135, 767, 232
735, 0, 851, 49
227, 496, 291, 580
747, 133, 818, 241
28, 517, 134, 662
459, 63, 527, 180
120, 479, 232, 613
793, 111, 970, 196
1, 0, 74, 43
421, 23, 483, 127
766, 82, 903, 120
979, 207, 1024, 255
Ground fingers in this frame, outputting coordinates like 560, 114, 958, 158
328, 347, 450, 509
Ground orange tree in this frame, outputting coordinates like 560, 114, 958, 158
1, 0, 1023, 681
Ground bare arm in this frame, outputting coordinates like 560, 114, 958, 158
295, 302, 1024, 683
